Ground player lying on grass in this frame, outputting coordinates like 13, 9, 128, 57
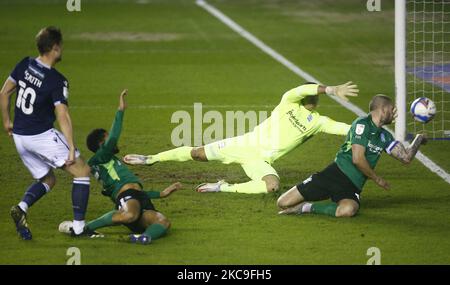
0, 27, 91, 239
277, 94, 426, 217
124, 82, 358, 194
60, 90, 182, 244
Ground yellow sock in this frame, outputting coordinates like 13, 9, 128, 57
220, 180, 267, 194
155, 146, 193, 162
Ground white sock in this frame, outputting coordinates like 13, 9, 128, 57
72, 220, 85, 235
301, 202, 312, 213
18, 202, 29, 213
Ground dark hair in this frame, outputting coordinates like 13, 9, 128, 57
86, 128, 107, 153
301, 82, 320, 104
369, 94, 393, 111
36, 26, 63, 55
301, 95, 319, 106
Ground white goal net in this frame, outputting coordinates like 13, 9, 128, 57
406, 0, 450, 140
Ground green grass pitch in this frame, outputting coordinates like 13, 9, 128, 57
0, 0, 449, 264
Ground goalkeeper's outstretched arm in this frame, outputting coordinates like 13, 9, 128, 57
281, 82, 358, 104
389, 134, 426, 164
319, 116, 351, 136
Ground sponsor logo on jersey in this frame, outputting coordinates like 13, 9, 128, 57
367, 141, 383, 154
28, 65, 45, 80
287, 109, 307, 132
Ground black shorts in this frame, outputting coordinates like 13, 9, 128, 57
297, 162, 361, 204
115, 189, 156, 233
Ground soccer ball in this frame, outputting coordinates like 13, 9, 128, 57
410, 97, 436, 123
58, 221, 73, 234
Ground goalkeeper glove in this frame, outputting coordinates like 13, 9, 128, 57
325, 81, 359, 101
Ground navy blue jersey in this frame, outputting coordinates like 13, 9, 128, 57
8, 57, 69, 135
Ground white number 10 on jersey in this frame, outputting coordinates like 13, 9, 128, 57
17, 80, 36, 115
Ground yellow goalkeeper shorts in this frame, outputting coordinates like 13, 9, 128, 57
204, 136, 279, 180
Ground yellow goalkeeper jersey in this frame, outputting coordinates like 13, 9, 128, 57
241, 84, 350, 163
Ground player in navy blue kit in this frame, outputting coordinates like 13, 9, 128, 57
0, 27, 94, 239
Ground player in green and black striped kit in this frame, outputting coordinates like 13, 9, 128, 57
277, 94, 426, 217
61, 90, 182, 244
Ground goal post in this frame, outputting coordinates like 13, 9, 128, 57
396, 0, 450, 141
395, 0, 407, 142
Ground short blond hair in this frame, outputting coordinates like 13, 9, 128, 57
369, 94, 393, 111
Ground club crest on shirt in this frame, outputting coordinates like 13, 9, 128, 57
380, 133, 386, 142
356, 123, 365, 135
307, 114, 313, 122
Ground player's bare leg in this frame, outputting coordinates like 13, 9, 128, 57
138, 210, 171, 230
277, 186, 307, 215
11, 170, 56, 240
59, 198, 141, 238
277, 186, 304, 208
335, 199, 359, 217
299, 198, 358, 217
124, 146, 208, 165
129, 210, 171, 245
63, 156, 91, 177
43, 172, 56, 186
112, 199, 141, 225
278, 188, 359, 217
262, 175, 280, 193
63, 157, 92, 235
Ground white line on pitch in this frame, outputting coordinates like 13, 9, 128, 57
196, 0, 450, 184
70, 104, 346, 109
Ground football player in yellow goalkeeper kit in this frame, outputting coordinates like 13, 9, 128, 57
124, 82, 358, 194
